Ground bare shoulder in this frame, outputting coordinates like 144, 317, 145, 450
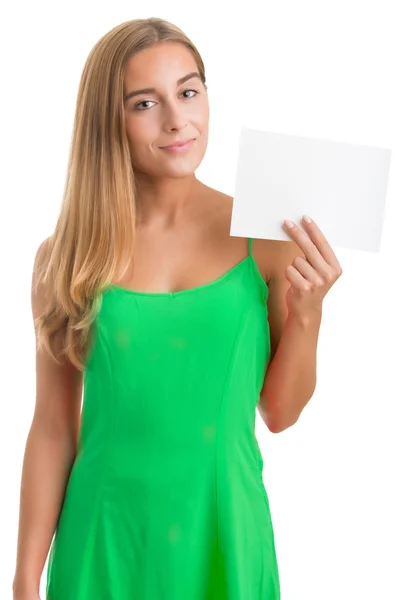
201, 186, 233, 218
206, 188, 299, 284
261, 238, 305, 278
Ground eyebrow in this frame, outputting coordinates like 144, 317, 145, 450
123, 72, 202, 103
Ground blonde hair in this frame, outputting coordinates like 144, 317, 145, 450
34, 17, 207, 371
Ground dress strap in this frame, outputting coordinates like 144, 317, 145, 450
248, 237, 253, 258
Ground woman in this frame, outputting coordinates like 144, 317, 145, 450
13, 17, 342, 600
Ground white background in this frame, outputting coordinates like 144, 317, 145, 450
1, 1, 399, 599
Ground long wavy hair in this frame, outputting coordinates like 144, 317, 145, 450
34, 17, 207, 371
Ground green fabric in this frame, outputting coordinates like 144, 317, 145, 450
46, 237, 280, 599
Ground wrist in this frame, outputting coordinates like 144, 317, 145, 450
286, 308, 322, 329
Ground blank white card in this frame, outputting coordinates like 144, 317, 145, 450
230, 128, 392, 253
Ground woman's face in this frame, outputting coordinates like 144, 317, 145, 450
123, 42, 209, 178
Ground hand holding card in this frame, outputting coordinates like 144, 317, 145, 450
281, 215, 343, 320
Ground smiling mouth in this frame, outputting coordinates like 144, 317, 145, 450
160, 138, 195, 149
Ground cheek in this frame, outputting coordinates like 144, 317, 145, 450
125, 116, 158, 146
195, 103, 210, 132
197, 112, 209, 139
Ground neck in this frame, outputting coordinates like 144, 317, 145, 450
134, 173, 203, 228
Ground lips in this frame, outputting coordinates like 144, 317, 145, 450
160, 138, 195, 149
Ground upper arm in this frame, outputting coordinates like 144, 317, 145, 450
31, 238, 83, 441
266, 240, 306, 361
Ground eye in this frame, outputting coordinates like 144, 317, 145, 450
133, 88, 200, 111
182, 88, 199, 99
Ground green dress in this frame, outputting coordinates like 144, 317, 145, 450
46, 237, 280, 599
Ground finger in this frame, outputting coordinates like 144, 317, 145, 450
301, 216, 342, 272
286, 264, 310, 289
293, 256, 324, 286
283, 220, 328, 273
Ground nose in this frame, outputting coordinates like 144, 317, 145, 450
162, 100, 188, 132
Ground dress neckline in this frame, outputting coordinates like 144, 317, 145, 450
103, 254, 267, 299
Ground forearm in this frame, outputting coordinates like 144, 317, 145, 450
258, 311, 322, 433
13, 420, 77, 593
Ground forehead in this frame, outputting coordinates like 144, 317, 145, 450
124, 42, 198, 85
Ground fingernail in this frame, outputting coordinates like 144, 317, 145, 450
302, 215, 312, 223
284, 220, 294, 228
